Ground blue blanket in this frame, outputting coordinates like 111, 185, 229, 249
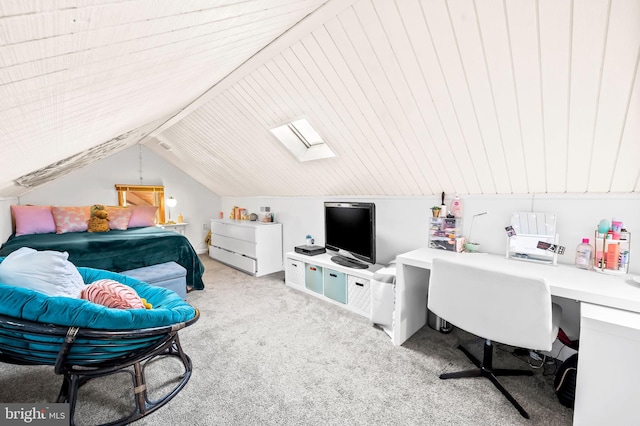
0, 226, 205, 290
0, 267, 197, 329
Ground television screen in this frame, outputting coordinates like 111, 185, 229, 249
324, 202, 375, 268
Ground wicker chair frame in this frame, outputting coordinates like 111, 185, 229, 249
0, 310, 199, 426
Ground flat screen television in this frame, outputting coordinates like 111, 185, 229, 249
324, 202, 376, 269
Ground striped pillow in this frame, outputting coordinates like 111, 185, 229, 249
81, 279, 145, 309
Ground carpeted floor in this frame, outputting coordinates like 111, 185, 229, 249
0, 255, 574, 425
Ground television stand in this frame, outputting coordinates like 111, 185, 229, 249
284, 252, 384, 319
330, 255, 369, 269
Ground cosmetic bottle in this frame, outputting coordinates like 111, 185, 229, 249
450, 194, 463, 218
575, 238, 593, 270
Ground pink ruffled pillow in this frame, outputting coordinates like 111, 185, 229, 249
51, 206, 90, 234
128, 205, 158, 228
81, 279, 145, 309
11, 205, 56, 236
106, 206, 133, 230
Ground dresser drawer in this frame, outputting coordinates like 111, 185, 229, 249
209, 246, 256, 274
211, 234, 256, 258
211, 221, 256, 242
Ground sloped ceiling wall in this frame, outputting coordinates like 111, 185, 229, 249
150, 0, 640, 197
2, 0, 639, 198
0, 0, 330, 197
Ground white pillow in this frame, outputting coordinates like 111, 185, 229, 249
0, 247, 85, 298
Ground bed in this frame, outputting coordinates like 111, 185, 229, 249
0, 226, 205, 290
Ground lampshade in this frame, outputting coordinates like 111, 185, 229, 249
166, 196, 177, 208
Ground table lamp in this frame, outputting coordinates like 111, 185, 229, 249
166, 196, 177, 224
466, 211, 487, 252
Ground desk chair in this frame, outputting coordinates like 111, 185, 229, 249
428, 257, 561, 419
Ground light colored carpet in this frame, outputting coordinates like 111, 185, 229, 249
0, 255, 574, 425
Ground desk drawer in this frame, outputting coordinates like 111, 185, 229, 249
211, 234, 256, 258
211, 221, 256, 242
209, 246, 256, 274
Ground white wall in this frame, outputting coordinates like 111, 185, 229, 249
0, 197, 18, 242
222, 193, 640, 274
222, 192, 639, 341
4, 145, 221, 253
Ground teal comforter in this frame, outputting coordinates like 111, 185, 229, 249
0, 227, 204, 290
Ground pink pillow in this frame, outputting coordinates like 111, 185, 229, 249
51, 206, 90, 234
11, 205, 56, 236
128, 205, 158, 228
81, 279, 145, 309
106, 206, 133, 230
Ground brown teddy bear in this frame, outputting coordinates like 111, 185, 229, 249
88, 205, 110, 233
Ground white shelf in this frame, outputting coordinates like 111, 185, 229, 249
593, 231, 631, 274
156, 222, 188, 234
285, 251, 384, 318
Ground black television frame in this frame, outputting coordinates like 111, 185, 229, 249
324, 202, 376, 269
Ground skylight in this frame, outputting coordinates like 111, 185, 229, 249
270, 118, 335, 162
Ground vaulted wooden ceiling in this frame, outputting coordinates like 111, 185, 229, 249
2, 0, 639, 198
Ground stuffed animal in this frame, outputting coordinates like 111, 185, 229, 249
88, 205, 110, 233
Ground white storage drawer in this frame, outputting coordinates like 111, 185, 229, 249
286, 258, 304, 287
348, 275, 371, 315
209, 246, 256, 274
212, 234, 256, 258
283, 252, 382, 320
209, 220, 283, 277
211, 221, 256, 242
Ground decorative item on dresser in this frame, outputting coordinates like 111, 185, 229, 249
208, 219, 283, 276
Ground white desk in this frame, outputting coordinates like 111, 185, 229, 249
394, 247, 640, 425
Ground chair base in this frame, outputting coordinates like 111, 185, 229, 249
56, 335, 193, 426
440, 341, 533, 419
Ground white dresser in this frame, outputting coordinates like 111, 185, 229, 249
209, 219, 283, 277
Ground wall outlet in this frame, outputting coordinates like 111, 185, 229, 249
202, 223, 209, 230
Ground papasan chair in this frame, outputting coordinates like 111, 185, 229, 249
0, 264, 199, 426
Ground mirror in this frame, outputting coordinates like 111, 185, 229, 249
506, 212, 558, 265
115, 184, 166, 224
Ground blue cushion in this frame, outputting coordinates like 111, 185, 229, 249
120, 262, 187, 299
121, 262, 186, 283
0, 266, 197, 330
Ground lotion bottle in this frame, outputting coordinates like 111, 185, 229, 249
575, 238, 593, 270
450, 194, 463, 218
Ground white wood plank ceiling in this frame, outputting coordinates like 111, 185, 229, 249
0, 0, 330, 196
1, 0, 639, 198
